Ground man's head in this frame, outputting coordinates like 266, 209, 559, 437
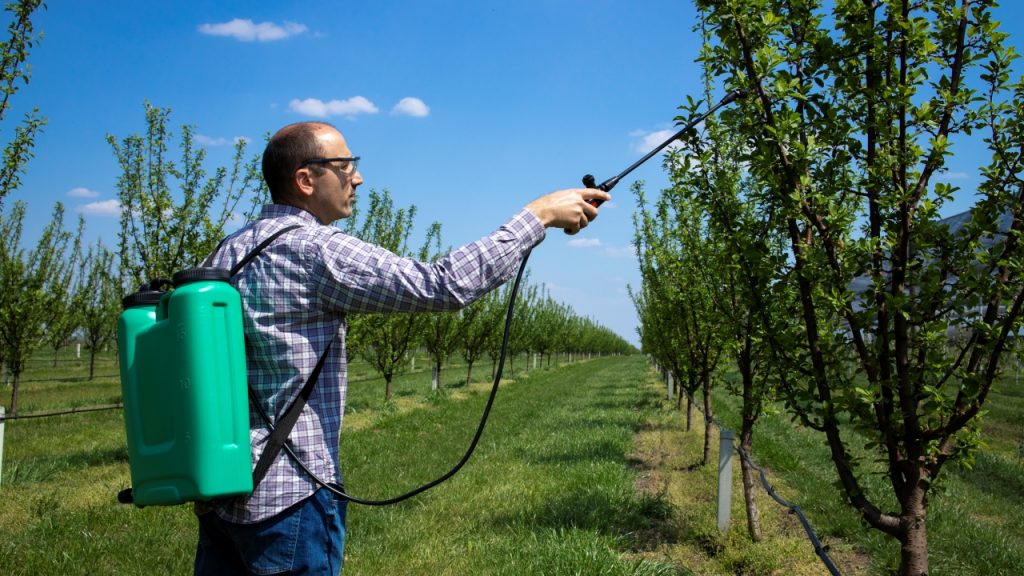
262, 122, 363, 223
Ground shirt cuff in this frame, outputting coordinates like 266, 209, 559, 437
509, 208, 546, 248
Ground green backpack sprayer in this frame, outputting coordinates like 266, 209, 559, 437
116, 225, 312, 506
115, 89, 746, 508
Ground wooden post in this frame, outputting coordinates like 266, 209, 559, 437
717, 429, 734, 533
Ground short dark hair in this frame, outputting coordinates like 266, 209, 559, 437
261, 122, 335, 203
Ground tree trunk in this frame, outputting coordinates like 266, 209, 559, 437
465, 361, 474, 386
89, 348, 97, 380
702, 372, 713, 466
432, 361, 441, 391
385, 373, 393, 403
899, 490, 930, 576
9, 369, 20, 415
685, 394, 693, 432
739, 427, 762, 541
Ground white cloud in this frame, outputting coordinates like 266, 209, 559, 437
67, 187, 100, 198
567, 238, 602, 248
632, 129, 683, 155
198, 19, 307, 42
289, 96, 379, 118
77, 199, 121, 217
195, 134, 228, 146
604, 244, 637, 259
392, 97, 430, 117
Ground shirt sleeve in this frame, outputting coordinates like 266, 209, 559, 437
312, 208, 545, 314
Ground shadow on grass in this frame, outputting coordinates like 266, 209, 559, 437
526, 439, 627, 465
489, 486, 679, 552
949, 451, 1024, 499
5, 445, 128, 486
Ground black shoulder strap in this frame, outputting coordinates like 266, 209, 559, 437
249, 338, 334, 488
230, 224, 303, 276
228, 223, 336, 491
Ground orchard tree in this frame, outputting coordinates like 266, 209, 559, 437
0, 0, 45, 210
110, 103, 267, 286
531, 288, 570, 368
347, 189, 433, 402
695, 1, 1024, 572
76, 241, 120, 380
634, 180, 728, 465
458, 289, 504, 385
0, 202, 73, 414
44, 215, 84, 366
420, 224, 461, 390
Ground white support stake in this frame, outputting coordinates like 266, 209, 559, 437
717, 429, 734, 533
667, 371, 674, 401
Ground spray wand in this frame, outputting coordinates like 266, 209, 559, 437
582, 89, 747, 204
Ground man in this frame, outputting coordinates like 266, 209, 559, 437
195, 121, 609, 575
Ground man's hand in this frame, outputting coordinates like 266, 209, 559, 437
526, 188, 611, 235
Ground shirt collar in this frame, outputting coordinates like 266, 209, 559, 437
258, 203, 322, 225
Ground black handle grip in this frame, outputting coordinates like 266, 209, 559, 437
581, 174, 606, 207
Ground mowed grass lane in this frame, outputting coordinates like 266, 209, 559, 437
341, 354, 681, 575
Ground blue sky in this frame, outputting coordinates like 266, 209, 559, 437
5, 1, 1024, 347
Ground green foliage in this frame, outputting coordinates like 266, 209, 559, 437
75, 241, 120, 380
0, 0, 45, 208
43, 215, 83, 364
458, 287, 505, 383
345, 188, 429, 400
0, 202, 74, 414
630, 1, 1024, 572
109, 103, 267, 286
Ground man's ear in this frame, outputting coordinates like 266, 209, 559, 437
294, 167, 316, 198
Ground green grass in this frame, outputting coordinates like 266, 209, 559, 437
3, 345, 1022, 575
0, 350, 683, 575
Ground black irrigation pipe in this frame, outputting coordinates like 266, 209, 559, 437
668, 371, 843, 576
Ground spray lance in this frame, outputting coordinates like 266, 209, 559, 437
582, 88, 747, 203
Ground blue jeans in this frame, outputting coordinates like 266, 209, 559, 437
195, 489, 348, 575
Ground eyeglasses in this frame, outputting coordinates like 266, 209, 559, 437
299, 156, 360, 174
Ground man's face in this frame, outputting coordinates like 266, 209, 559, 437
307, 128, 363, 223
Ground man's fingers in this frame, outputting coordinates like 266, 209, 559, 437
583, 189, 612, 205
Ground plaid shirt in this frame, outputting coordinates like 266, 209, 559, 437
201, 203, 545, 523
